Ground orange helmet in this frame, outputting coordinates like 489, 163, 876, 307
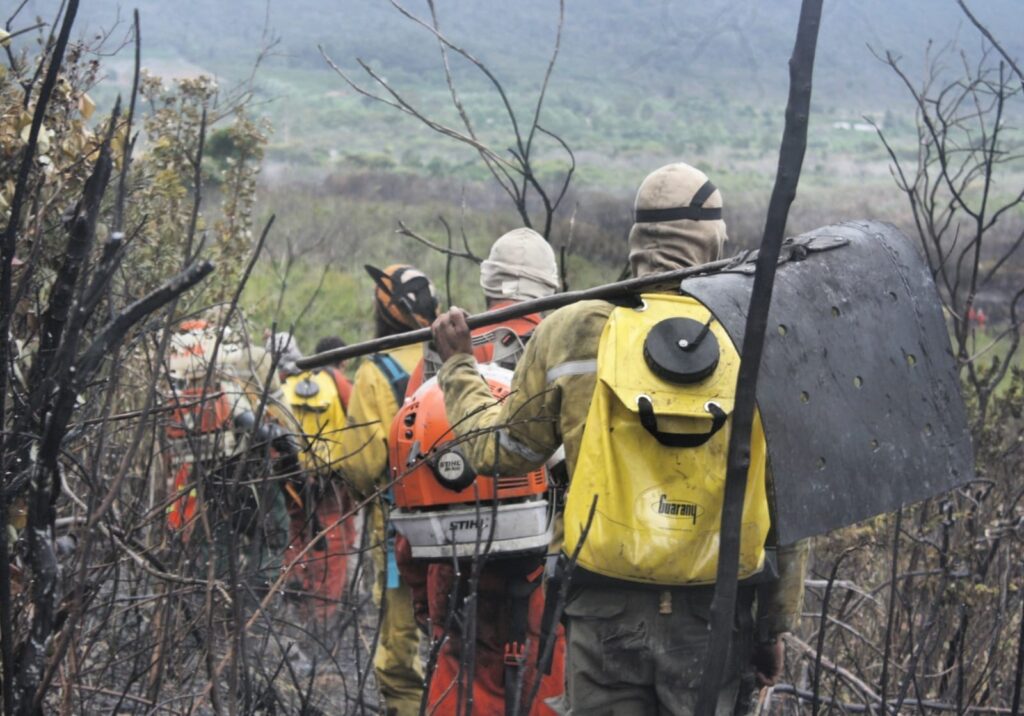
365, 263, 438, 331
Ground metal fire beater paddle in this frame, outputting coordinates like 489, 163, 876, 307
693, 1, 824, 714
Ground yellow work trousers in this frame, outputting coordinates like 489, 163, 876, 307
369, 501, 424, 716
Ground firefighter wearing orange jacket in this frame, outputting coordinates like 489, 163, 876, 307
395, 228, 567, 715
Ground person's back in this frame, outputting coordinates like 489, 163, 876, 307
430, 163, 808, 715
280, 336, 354, 471
163, 319, 291, 590
279, 335, 357, 622
395, 227, 566, 715
164, 319, 281, 533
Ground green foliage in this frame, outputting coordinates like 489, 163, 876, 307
132, 73, 218, 286
209, 112, 269, 300
2, 29, 271, 378
240, 178, 622, 350
130, 73, 268, 305
242, 261, 364, 352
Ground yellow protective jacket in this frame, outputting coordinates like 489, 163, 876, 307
437, 298, 808, 635
336, 343, 423, 497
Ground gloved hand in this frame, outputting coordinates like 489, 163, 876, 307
431, 307, 473, 362
751, 638, 784, 686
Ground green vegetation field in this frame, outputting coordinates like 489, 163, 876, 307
63, 0, 1023, 359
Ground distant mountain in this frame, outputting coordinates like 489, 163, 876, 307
23, 0, 1022, 106
15, 0, 1022, 192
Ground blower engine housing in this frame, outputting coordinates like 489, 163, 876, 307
388, 363, 554, 560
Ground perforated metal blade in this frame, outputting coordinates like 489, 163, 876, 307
681, 220, 974, 544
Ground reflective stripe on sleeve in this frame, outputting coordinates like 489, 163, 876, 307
545, 359, 597, 384
497, 429, 547, 462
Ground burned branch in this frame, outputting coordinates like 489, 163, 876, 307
696, 0, 823, 708
870, 23, 1024, 424
395, 219, 482, 265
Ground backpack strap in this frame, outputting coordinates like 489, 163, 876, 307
327, 367, 353, 413
633, 179, 722, 223
370, 353, 409, 591
370, 353, 410, 406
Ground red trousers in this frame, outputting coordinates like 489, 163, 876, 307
399, 538, 565, 715
283, 482, 356, 622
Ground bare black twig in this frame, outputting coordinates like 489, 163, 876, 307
696, 1, 823, 710
396, 219, 481, 265
321, 0, 574, 255
956, 1, 1024, 91
112, 10, 141, 234
871, 36, 1024, 423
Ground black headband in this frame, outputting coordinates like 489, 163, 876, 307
634, 180, 722, 223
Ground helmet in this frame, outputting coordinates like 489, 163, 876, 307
479, 227, 560, 301
168, 319, 216, 383
365, 264, 438, 331
314, 335, 346, 355
629, 162, 727, 276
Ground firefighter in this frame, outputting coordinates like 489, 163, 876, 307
280, 335, 357, 622
336, 264, 438, 716
396, 228, 566, 715
265, 330, 303, 380
430, 163, 809, 714
164, 318, 292, 593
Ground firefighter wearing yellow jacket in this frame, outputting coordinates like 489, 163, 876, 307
336, 264, 437, 716
431, 163, 808, 715
279, 336, 357, 623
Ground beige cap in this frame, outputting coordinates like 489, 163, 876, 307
628, 163, 727, 277
480, 227, 559, 301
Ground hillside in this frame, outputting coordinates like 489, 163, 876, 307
23, 0, 1024, 189
38, 1, 1022, 97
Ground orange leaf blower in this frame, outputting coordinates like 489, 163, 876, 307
388, 363, 555, 560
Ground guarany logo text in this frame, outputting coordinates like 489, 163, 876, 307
656, 494, 702, 525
